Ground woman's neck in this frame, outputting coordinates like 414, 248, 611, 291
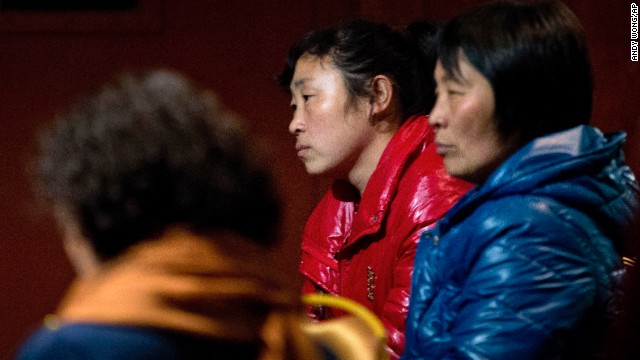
348, 119, 399, 195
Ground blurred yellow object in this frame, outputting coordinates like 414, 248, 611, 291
301, 293, 389, 360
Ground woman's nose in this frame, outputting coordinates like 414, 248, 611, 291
289, 112, 304, 134
428, 98, 445, 129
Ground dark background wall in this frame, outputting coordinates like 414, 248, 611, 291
1, 0, 637, 356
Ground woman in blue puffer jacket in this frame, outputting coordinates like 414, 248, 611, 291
402, 1, 639, 359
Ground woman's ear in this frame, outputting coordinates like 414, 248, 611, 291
370, 75, 395, 116
55, 206, 101, 278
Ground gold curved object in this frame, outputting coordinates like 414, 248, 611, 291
301, 293, 389, 360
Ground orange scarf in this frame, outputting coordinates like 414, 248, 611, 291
55, 228, 322, 359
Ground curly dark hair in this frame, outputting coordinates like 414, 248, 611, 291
35, 70, 280, 260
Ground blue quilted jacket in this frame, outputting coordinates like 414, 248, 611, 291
402, 125, 639, 359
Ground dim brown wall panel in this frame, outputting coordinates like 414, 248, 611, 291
1, 0, 638, 357
0, 1, 325, 356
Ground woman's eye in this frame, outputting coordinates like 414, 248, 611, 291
302, 95, 311, 102
435, 87, 462, 97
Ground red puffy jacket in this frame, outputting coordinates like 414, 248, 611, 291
300, 115, 472, 359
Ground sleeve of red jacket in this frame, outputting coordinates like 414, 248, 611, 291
382, 170, 473, 359
379, 226, 423, 360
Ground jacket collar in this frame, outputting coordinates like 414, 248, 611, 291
437, 125, 637, 233
56, 228, 298, 342
344, 114, 433, 248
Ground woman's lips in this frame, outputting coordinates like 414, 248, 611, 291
435, 143, 454, 156
296, 144, 310, 157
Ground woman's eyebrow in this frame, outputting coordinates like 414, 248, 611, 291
291, 78, 309, 91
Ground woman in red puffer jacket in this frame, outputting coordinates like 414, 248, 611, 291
276, 19, 472, 359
